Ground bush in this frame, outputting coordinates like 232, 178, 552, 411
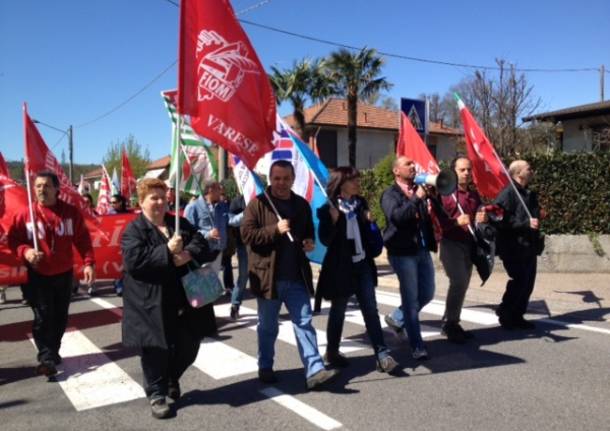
360, 151, 610, 234
526, 151, 610, 234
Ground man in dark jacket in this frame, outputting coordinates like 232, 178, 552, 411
381, 156, 436, 360
494, 160, 543, 330
241, 160, 338, 390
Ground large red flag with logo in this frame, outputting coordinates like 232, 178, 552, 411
120, 147, 137, 200
397, 111, 440, 174
23, 105, 98, 221
178, 0, 276, 169
0, 152, 8, 177
456, 95, 509, 200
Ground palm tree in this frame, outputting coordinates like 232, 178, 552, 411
269, 58, 333, 140
325, 48, 392, 167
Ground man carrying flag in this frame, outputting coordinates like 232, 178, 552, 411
494, 160, 543, 330
8, 171, 95, 377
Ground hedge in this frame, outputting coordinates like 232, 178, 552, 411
359, 151, 610, 235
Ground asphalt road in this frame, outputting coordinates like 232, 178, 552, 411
1, 282, 609, 431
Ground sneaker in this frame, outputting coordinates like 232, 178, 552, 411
258, 368, 278, 384
114, 280, 123, 297
306, 368, 340, 390
0, 290, 6, 304
498, 316, 516, 330
324, 351, 349, 368
230, 305, 240, 320
384, 314, 403, 334
376, 355, 399, 374
36, 361, 57, 376
87, 286, 94, 296
21, 299, 29, 306
168, 381, 181, 401
442, 323, 466, 344
412, 347, 429, 360
150, 397, 171, 419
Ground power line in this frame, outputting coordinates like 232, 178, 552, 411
238, 19, 601, 73
76, 60, 176, 129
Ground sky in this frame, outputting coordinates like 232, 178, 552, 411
1, 0, 609, 164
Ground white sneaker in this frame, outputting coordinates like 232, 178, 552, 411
412, 347, 429, 360
0, 289, 6, 304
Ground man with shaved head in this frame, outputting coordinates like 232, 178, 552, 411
381, 156, 437, 360
494, 160, 543, 330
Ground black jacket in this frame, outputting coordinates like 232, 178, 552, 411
316, 197, 378, 300
494, 182, 544, 259
121, 213, 218, 349
380, 183, 437, 255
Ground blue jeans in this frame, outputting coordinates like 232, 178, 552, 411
388, 250, 435, 350
257, 280, 325, 378
230, 244, 248, 306
327, 260, 391, 360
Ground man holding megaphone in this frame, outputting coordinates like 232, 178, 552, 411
381, 156, 438, 360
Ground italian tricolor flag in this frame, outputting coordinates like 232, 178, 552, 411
162, 90, 217, 195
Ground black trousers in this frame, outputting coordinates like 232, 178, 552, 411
28, 269, 73, 363
140, 316, 201, 400
222, 254, 234, 289
500, 256, 538, 319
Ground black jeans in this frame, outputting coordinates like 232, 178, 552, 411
499, 256, 537, 319
140, 316, 201, 400
28, 269, 73, 363
222, 254, 234, 289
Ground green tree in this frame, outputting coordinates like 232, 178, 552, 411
102, 134, 150, 179
269, 58, 334, 140
325, 48, 392, 167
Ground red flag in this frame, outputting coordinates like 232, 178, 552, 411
456, 96, 509, 200
178, 0, 276, 169
0, 174, 29, 278
96, 166, 112, 215
397, 112, 440, 174
120, 147, 137, 200
23, 105, 98, 221
0, 152, 8, 177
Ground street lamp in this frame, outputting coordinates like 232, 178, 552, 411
32, 120, 74, 184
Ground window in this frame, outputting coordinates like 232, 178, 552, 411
592, 125, 610, 151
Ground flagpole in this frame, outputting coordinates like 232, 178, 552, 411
254, 170, 294, 243
23, 103, 39, 252
174, 116, 181, 236
24, 165, 39, 252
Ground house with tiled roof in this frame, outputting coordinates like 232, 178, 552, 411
284, 98, 463, 169
144, 155, 171, 179
523, 100, 610, 152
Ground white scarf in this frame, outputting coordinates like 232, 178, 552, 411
338, 197, 365, 263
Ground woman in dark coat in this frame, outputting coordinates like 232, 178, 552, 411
121, 178, 218, 419
317, 167, 399, 374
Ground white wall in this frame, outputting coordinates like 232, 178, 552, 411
335, 128, 396, 169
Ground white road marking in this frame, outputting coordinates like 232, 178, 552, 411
194, 338, 259, 379
31, 331, 145, 411
260, 387, 343, 430
215, 303, 367, 353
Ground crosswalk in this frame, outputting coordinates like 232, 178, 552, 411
8, 287, 606, 430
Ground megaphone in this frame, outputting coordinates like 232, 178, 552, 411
414, 169, 457, 195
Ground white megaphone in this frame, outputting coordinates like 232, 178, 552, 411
414, 170, 457, 195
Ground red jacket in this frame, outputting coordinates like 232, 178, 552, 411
8, 200, 95, 276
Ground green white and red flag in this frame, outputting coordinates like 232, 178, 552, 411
177, 0, 276, 169
162, 90, 217, 196
455, 94, 509, 200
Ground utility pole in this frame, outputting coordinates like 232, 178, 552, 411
601, 65, 605, 102
68, 125, 74, 184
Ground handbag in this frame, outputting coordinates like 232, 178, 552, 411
364, 221, 384, 258
181, 260, 224, 308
